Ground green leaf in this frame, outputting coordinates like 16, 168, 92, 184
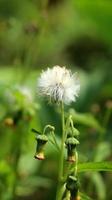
78, 162, 112, 172
94, 142, 111, 162
90, 172, 106, 200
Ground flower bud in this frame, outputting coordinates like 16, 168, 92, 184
67, 128, 79, 139
65, 137, 79, 162
66, 128, 73, 138
72, 128, 80, 138
66, 176, 80, 200
34, 135, 48, 160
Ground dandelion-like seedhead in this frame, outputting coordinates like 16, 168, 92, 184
37, 66, 80, 104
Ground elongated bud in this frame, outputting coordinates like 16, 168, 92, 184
34, 135, 48, 160
66, 176, 80, 200
65, 137, 79, 162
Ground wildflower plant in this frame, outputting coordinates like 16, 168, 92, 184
32, 65, 112, 200
33, 66, 80, 200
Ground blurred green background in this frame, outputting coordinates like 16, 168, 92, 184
0, 0, 112, 200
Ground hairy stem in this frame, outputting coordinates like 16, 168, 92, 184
56, 101, 65, 200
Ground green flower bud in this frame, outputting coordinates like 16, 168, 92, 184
66, 128, 73, 138
67, 128, 80, 139
72, 128, 80, 137
65, 137, 79, 162
66, 176, 80, 199
34, 135, 48, 160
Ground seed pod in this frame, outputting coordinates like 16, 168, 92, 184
34, 135, 48, 160
65, 137, 79, 162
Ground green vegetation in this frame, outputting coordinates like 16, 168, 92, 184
0, 0, 112, 199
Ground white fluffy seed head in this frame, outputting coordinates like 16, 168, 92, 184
37, 66, 80, 104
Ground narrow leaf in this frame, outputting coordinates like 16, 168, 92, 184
78, 162, 112, 172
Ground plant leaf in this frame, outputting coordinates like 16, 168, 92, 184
94, 142, 111, 162
78, 162, 112, 172
90, 172, 106, 200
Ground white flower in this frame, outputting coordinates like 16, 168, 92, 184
37, 66, 80, 104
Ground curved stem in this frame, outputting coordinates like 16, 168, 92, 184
43, 124, 55, 134
50, 131, 60, 151
56, 101, 65, 200
59, 102, 65, 178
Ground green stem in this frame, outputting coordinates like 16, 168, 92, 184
74, 151, 78, 176
43, 124, 55, 134
50, 131, 60, 151
56, 101, 65, 200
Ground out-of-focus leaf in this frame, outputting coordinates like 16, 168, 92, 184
0, 160, 14, 196
78, 162, 112, 172
0, 160, 12, 174
69, 109, 104, 133
94, 142, 111, 162
90, 172, 106, 200
17, 176, 54, 196
18, 153, 40, 175
80, 192, 92, 200
74, 0, 112, 44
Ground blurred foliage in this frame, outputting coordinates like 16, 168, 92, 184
0, 0, 112, 200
